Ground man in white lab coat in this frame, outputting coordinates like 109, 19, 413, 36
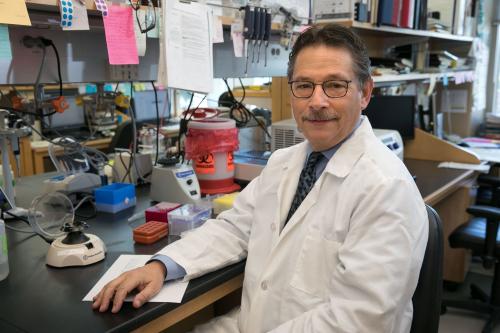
93, 24, 428, 333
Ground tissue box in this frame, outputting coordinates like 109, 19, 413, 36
94, 183, 136, 213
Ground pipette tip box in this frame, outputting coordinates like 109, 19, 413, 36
167, 204, 211, 236
145, 202, 181, 223
133, 221, 168, 244
94, 183, 136, 213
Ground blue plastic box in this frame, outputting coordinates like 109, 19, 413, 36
94, 183, 136, 213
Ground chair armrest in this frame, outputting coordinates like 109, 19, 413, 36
477, 174, 500, 188
467, 205, 500, 269
467, 205, 500, 220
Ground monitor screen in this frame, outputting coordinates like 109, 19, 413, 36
0, 186, 13, 212
362, 95, 416, 139
132, 90, 169, 123
47, 96, 85, 129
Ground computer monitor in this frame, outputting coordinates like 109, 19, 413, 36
44, 95, 86, 131
132, 89, 169, 124
362, 95, 416, 139
0, 186, 13, 212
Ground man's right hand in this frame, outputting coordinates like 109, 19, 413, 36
92, 261, 167, 313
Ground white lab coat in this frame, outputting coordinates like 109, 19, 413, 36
157, 118, 428, 333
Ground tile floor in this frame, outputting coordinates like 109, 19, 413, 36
439, 264, 499, 333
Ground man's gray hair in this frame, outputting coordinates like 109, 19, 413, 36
287, 24, 371, 88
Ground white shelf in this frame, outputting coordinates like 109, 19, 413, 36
351, 21, 474, 42
372, 70, 474, 84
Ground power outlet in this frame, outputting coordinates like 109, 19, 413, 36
109, 64, 139, 81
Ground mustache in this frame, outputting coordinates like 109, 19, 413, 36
302, 111, 338, 121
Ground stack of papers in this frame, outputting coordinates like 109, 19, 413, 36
438, 162, 490, 173
83, 255, 188, 303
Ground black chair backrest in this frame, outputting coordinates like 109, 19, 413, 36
109, 121, 133, 151
410, 204, 444, 333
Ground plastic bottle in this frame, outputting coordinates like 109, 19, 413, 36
0, 219, 8, 281
98, 163, 108, 186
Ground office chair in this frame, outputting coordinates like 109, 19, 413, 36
109, 121, 133, 151
410, 204, 444, 333
445, 200, 500, 333
475, 174, 500, 206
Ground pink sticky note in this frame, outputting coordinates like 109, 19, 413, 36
103, 5, 139, 65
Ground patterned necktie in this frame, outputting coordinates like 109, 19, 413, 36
285, 151, 323, 225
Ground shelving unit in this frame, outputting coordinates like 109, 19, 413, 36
26, 0, 97, 10
350, 21, 475, 43
20, 0, 478, 135
25, 0, 151, 12
372, 70, 474, 85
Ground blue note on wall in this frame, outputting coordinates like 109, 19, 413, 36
0, 25, 12, 60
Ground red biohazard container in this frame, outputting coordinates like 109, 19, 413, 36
185, 118, 240, 195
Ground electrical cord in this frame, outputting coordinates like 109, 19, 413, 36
0, 106, 54, 119
176, 92, 194, 161
125, 83, 150, 184
73, 194, 97, 219
19, 118, 119, 179
31, 37, 64, 118
222, 78, 271, 138
180, 94, 208, 162
151, 81, 160, 166
3, 211, 36, 234
119, 149, 131, 182
124, 83, 136, 182
4, 210, 51, 243
5, 224, 36, 234
74, 195, 94, 211
34, 46, 47, 113
48, 42, 63, 97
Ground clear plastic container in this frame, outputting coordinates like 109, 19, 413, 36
0, 219, 9, 281
167, 204, 212, 236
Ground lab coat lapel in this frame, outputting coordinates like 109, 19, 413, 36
277, 142, 309, 231
278, 118, 372, 239
279, 179, 321, 239
323, 117, 372, 178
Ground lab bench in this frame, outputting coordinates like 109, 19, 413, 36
0, 173, 244, 333
0, 159, 476, 332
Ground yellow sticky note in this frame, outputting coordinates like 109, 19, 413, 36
0, 0, 31, 26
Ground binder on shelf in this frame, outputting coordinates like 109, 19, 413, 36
377, 0, 394, 26
413, 0, 421, 29
370, 0, 379, 24
463, 0, 476, 36
416, 0, 427, 30
453, 0, 466, 35
400, 0, 415, 28
355, 1, 369, 22
391, 0, 402, 27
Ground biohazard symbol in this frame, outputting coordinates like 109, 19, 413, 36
226, 151, 234, 171
195, 153, 215, 174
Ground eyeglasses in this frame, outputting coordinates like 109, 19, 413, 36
129, 0, 156, 34
288, 80, 352, 99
